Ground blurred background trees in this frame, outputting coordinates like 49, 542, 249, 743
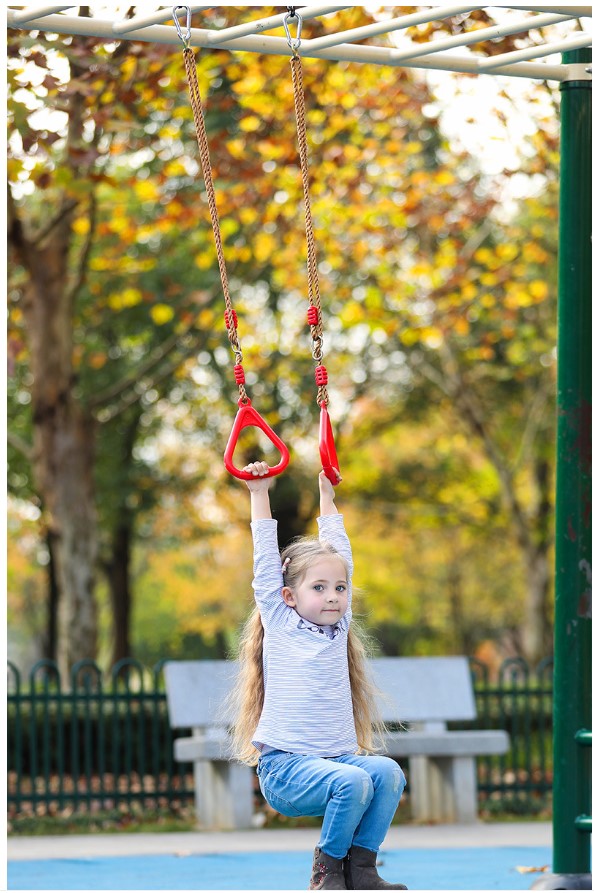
7, 7, 562, 675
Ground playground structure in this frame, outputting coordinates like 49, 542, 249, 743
7, 6, 591, 889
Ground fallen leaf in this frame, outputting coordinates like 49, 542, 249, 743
515, 866, 550, 874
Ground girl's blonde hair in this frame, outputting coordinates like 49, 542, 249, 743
228, 536, 386, 766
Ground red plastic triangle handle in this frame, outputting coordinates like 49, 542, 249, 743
224, 399, 290, 480
319, 402, 341, 485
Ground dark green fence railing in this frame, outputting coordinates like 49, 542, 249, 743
7, 658, 194, 816
7, 656, 553, 818
470, 656, 553, 816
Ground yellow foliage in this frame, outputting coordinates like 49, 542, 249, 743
108, 216, 133, 236
8, 158, 24, 182
90, 256, 112, 271
72, 216, 91, 235
253, 231, 275, 263
220, 218, 240, 240
198, 308, 216, 328
239, 207, 259, 226
120, 56, 136, 81
434, 170, 456, 187
160, 124, 181, 141
239, 115, 260, 132
461, 283, 478, 300
150, 303, 175, 325
195, 252, 213, 270
405, 141, 423, 155
400, 328, 419, 346
529, 280, 548, 301
506, 287, 534, 308
172, 105, 194, 120
135, 179, 160, 202
496, 243, 518, 263
108, 288, 143, 310
341, 303, 366, 326
523, 242, 549, 265
163, 159, 187, 178
233, 73, 267, 95
475, 247, 492, 265
479, 272, 498, 287
419, 326, 443, 348
226, 138, 245, 158
236, 246, 253, 263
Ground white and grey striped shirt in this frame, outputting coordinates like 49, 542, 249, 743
251, 515, 358, 757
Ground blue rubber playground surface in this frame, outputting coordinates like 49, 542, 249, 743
8, 845, 552, 890
8, 824, 554, 891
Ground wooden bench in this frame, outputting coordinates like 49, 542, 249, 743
164, 656, 509, 830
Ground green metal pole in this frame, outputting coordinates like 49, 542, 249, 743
551, 47, 591, 883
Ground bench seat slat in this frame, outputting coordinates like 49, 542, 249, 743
174, 729, 510, 763
384, 730, 509, 757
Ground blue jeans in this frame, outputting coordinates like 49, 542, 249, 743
256, 750, 406, 860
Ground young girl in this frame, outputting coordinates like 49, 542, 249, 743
230, 460, 407, 891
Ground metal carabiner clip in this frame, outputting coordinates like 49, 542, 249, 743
172, 5, 192, 48
283, 9, 302, 52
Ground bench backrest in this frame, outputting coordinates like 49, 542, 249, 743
165, 660, 238, 729
369, 656, 476, 723
164, 655, 476, 729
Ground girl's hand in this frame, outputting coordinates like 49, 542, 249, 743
319, 468, 341, 492
243, 461, 272, 492
319, 468, 341, 515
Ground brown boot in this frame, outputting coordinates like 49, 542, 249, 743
344, 845, 407, 890
309, 846, 347, 890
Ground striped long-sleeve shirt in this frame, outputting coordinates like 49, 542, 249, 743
251, 514, 358, 757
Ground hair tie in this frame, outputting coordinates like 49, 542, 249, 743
281, 557, 291, 574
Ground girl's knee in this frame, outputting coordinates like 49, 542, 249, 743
392, 762, 406, 798
370, 757, 406, 796
338, 767, 374, 808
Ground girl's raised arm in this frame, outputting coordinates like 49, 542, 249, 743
319, 468, 341, 517
243, 461, 273, 521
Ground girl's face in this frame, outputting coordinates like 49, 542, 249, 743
282, 555, 348, 627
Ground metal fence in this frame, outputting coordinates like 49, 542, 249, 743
470, 656, 553, 815
7, 656, 553, 818
7, 658, 193, 817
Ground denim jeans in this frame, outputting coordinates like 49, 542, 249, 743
256, 750, 406, 860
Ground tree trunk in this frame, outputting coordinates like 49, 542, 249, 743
434, 346, 554, 664
446, 535, 472, 655
54, 409, 98, 678
34, 388, 98, 679
13, 208, 99, 680
8, 58, 101, 680
106, 520, 133, 666
43, 528, 60, 661
521, 545, 552, 662
519, 456, 553, 662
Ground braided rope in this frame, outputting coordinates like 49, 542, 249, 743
290, 52, 329, 408
182, 47, 248, 404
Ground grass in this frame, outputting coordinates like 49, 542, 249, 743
8, 794, 551, 837
8, 808, 196, 837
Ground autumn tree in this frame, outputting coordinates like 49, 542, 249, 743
7, 26, 237, 672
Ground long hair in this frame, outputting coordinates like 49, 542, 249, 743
228, 536, 386, 766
